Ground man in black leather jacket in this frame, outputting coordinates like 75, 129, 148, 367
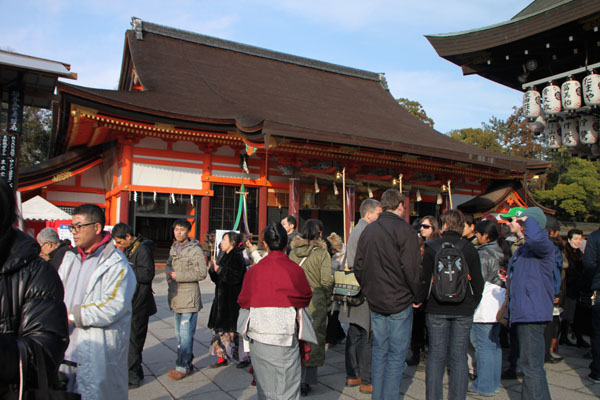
0, 177, 69, 395
112, 222, 157, 388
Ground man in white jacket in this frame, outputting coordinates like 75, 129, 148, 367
59, 204, 136, 400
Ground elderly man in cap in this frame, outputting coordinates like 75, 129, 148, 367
505, 207, 555, 399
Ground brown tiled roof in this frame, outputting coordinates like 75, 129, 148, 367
58, 19, 547, 172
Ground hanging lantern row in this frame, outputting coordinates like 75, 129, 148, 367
523, 71, 600, 153
130, 191, 195, 206
523, 71, 600, 120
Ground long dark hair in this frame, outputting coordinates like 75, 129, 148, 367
420, 215, 441, 240
223, 231, 243, 249
300, 219, 323, 241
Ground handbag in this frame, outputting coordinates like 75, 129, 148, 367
332, 253, 365, 312
473, 282, 506, 323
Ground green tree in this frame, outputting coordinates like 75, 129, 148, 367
534, 157, 600, 221
19, 107, 52, 168
396, 98, 434, 128
448, 128, 503, 152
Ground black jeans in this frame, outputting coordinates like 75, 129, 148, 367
345, 323, 373, 384
508, 324, 520, 370
590, 299, 600, 377
129, 311, 151, 383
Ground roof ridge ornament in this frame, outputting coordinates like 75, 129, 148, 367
378, 73, 389, 91
131, 17, 143, 40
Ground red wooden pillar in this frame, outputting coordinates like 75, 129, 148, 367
403, 192, 410, 222
258, 186, 267, 235
200, 196, 210, 244
119, 141, 134, 223
288, 178, 300, 225
118, 192, 129, 224
345, 186, 356, 242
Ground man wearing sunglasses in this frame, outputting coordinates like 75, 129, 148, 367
58, 204, 136, 399
501, 207, 526, 255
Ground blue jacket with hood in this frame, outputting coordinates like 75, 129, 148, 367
507, 218, 555, 324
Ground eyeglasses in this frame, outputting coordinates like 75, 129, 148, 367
68, 222, 97, 233
420, 224, 432, 229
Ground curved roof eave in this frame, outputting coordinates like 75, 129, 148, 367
425, 0, 598, 57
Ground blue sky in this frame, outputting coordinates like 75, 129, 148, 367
2, 0, 533, 133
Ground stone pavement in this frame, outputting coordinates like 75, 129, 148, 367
129, 275, 600, 399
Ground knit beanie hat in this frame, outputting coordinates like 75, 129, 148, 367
521, 207, 547, 229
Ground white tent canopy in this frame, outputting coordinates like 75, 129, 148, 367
21, 195, 71, 221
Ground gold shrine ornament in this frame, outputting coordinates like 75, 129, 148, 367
52, 171, 73, 183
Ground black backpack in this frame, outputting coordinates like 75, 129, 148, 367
426, 239, 473, 303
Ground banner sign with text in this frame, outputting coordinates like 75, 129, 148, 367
0, 132, 18, 189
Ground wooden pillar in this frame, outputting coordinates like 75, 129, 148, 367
345, 186, 356, 242
258, 186, 267, 234
403, 192, 410, 222
288, 178, 300, 225
118, 141, 133, 224
119, 192, 129, 224
200, 195, 210, 243
186, 200, 196, 239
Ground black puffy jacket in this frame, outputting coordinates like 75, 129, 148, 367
0, 228, 69, 393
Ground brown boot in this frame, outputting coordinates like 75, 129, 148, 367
359, 384, 373, 394
345, 377, 361, 387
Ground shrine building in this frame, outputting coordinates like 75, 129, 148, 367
18, 18, 549, 246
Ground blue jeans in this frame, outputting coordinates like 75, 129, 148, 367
174, 312, 198, 372
515, 323, 551, 400
470, 323, 501, 396
425, 313, 473, 400
370, 307, 413, 400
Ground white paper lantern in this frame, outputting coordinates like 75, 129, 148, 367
545, 121, 561, 149
583, 72, 600, 107
561, 78, 582, 111
579, 115, 599, 145
561, 118, 579, 147
542, 83, 562, 115
523, 89, 542, 119
528, 115, 546, 134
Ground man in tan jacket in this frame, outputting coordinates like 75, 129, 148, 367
165, 218, 208, 380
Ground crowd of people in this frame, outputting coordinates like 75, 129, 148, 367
2, 176, 600, 400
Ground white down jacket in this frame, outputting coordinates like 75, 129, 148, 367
59, 242, 136, 400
